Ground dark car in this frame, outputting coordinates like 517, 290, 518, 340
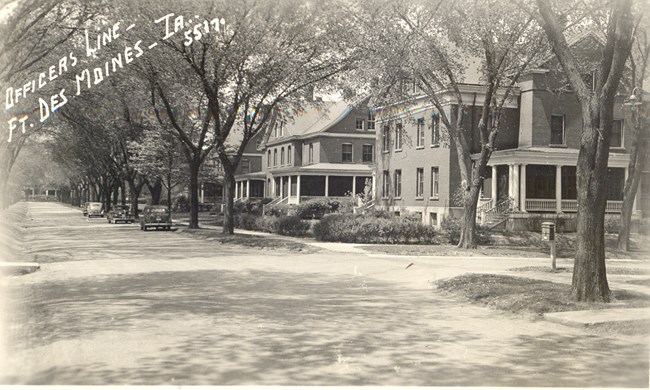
86, 202, 104, 218
107, 205, 134, 224
140, 205, 172, 231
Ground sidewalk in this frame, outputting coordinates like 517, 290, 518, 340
175, 220, 650, 329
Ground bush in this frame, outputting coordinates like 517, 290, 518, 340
604, 217, 620, 234
441, 217, 492, 245
296, 198, 341, 219
264, 203, 291, 217
173, 195, 190, 212
313, 214, 437, 244
235, 213, 261, 230
277, 215, 310, 237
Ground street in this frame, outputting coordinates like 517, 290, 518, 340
1, 202, 648, 386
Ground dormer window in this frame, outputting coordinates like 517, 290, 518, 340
356, 119, 364, 130
367, 112, 375, 130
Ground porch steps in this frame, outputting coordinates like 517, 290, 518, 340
483, 213, 507, 230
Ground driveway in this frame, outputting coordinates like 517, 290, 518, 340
1, 202, 647, 386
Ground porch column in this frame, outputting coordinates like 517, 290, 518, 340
325, 175, 329, 197
512, 164, 520, 209
520, 164, 527, 212
235, 182, 238, 199
288, 176, 292, 200
352, 175, 357, 196
491, 165, 497, 203
508, 164, 514, 199
296, 175, 301, 204
246, 180, 250, 199
200, 183, 205, 203
556, 165, 562, 213
372, 172, 376, 201
280, 176, 284, 198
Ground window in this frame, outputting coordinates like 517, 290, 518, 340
308, 143, 314, 163
356, 119, 364, 130
256, 139, 262, 150
281, 147, 285, 165
287, 145, 292, 164
242, 159, 250, 173
430, 167, 439, 197
550, 115, 565, 145
429, 212, 438, 226
342, 143, 353, 162
273, 149, 278, 166
273, 123, 278, 137
431, 115, 440, 145
362, 144, 373, 162
382, 170, 390, 198
416, 118, 425, 147
395, 123, 403, 150
394, 170, 402, 198
267, 150, 271, 167
382, 124, 390, 152
367, 112, 375, 130
416, 168, 424, 198
612, 119, 623, 148
279, 121, 284, 137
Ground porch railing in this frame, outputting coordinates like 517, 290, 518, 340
526, 198, 623, 213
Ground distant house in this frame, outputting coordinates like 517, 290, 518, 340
234, 101, 376, 204
375, 31, 647, 229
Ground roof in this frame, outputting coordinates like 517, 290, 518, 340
270, 163, 373, 175
265, 101, 354, 146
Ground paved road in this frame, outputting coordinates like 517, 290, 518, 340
1, 202, 648, 386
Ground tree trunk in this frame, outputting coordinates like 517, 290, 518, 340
0, 174, 10, 209
148, 178, 163, 205
222, 169, 236, 235
617, 120, 646, 251
188, 158, 201, 229
458, 185, 482, 249
572, 118, 611, 302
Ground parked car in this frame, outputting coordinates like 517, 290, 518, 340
140, 205, 172, 231
82, 202, 89, 216
107, 205, 134, 224
86, 202, 104, 218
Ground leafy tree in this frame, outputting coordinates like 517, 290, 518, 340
347, 0, 545, 248
0, 0, 103, 208
534, 0, 638, 302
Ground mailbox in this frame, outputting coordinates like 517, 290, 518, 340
542, 222, 555, 241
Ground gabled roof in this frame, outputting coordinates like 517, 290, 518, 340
265, 101, 354, 146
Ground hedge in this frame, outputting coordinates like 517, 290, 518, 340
313, 214, 437, 244
440, 217, 492, 245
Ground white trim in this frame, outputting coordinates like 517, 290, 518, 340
301, 132, 376, 141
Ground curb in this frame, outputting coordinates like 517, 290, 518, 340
544, 307, 650, 328
0, 262, 40, 276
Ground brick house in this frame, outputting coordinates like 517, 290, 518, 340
375, 33, 647, 229
235, 100, 375, 204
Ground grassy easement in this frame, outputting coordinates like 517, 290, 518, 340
436, 274, 650, 315
179, 228, 319, 253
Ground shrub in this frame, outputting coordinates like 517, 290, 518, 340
235, 213, 261, 230
313, 214, 436, 244
296, 199, 333, 219
277, 215, 310, 237
264, 203, 290, 217
173, 195, 190, 212
441, 217, 492, 245
604, 217, 620, 234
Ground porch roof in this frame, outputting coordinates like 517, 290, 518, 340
269, 163, 373, 176
234, 171, 267, 181
473, 147, 630, 168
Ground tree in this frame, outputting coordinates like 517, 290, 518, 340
347, 0, 545, 248
0, 0, 102, 208
534, 0, 638, 301
618, 13, 649, 251
135, 0, 356, 233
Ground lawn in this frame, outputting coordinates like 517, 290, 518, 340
436, 273, 650, 335
179, 227, 320, 253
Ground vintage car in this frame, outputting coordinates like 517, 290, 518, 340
140, 205, 172, 231
85, 202, 104, 218
107, 205, 134, 224
82, 202, 89, 216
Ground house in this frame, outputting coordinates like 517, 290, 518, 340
234, 100, 376, 204
375, 33, 647, 229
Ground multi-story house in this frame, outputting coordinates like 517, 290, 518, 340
234, 100, 376, 204
375, 32, 647, 229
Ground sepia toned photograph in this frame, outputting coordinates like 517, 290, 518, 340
0, 0, 648, 386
